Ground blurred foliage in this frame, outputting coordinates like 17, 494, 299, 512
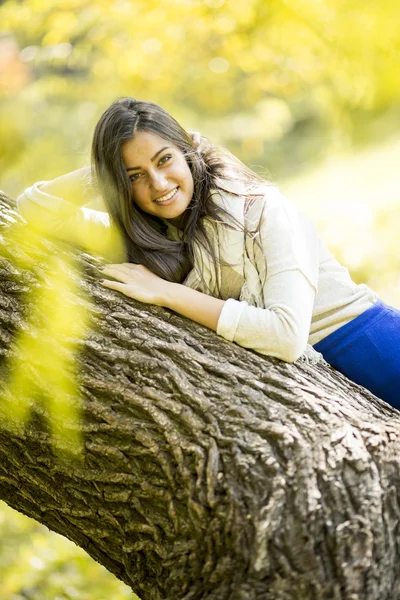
284, 135, 400, 307
4, 250, 88, 453
0, 0, 399, 189
0, 0, 400, 596
0, 501, 137, 599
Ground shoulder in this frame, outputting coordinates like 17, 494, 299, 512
239, 184, 317, 234
211, 179, 287, 234
210, 177, 271, 217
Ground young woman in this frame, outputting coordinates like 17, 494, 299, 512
17, 97, 400, 407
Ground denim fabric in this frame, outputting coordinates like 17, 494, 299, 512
314, 300, 400, 407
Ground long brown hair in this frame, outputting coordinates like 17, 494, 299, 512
91, 97, 263, 285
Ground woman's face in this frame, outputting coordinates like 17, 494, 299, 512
121, 131, 194, 225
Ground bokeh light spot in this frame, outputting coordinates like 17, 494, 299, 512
208, 57, 230, 73
141, 38, 162, 54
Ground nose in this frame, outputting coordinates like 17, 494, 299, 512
149, 170, 168, 192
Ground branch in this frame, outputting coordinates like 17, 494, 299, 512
0, 190, 399, 600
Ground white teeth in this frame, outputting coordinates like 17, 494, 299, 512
155, 188, 177, 203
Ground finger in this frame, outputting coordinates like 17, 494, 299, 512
100, 267, 132, 283
121, 262, 152, 275
100, 279, 128, 293
107, 262, 139, 270
104, 262, 141, 268
100, 279, 143, 302
103, 263, 133, 273
103, 263, 142, 276
187, 130, 201, 147
193, 132, 201, 145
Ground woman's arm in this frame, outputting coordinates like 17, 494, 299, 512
99, 263, 225, 331
214, 188, 319, 362
99, 261, 315, 362
100, 189, 319, 363
164, 283, 225, 331
216, 270, 316, 362
99, 260, 315, 363
17, 169, 125, 261
39, 165, 99, 206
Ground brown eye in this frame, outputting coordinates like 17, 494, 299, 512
158, 154, 172, 166
129, 173, 143, 182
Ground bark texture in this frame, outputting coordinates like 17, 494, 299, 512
1, 190, 400, 600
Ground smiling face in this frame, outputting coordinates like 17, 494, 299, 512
121, 130, 194, 226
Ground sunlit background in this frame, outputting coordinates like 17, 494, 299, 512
1, 0, 399, 597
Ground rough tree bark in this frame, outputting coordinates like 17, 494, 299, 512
0, 190, 400, 600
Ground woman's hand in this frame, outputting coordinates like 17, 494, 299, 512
188, 131, 201, 147
187, 131, 211, 153
100, 262, 225, 331
99, 263, 171, 306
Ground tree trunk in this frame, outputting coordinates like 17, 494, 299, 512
0, 190, 399, 600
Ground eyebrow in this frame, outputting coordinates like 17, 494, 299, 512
126, 147, 171, 172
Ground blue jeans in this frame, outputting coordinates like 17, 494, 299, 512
314, 300, 400, 408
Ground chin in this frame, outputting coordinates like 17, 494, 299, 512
167, 199, 190, 217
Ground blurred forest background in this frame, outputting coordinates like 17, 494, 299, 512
0, 0, 399, 597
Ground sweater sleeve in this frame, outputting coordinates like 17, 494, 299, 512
17, 181, 125, 262
216, 188, 319, 362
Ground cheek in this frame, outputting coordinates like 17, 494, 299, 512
180, 163, 194, 190
187, 171, 194, 195
130, 183, 149, 208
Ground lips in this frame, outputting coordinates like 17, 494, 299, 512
154, 187, 179, 204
